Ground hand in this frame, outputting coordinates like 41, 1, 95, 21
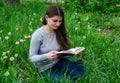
46, 51, 60, 60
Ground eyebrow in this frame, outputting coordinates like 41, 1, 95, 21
52, 19, 62, 21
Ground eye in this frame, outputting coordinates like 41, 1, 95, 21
53, 20, 57, 22
52, 19, 62, 23
59, 20, 62, 22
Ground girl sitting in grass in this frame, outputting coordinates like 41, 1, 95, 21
29, 5, 85, 83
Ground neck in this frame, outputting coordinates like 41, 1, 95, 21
45, 25, 54, 35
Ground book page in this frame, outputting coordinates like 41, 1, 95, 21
56, 47, 85, 55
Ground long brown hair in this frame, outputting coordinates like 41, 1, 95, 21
42, 5, 70, 50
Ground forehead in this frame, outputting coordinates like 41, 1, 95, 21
50, 16, 63, 20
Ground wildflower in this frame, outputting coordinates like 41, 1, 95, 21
15, 41, 20, 45
2, 52, 6, 56
24, 36, 28, 38
0, 37, 1, 40
16, 28, 19, 31
27, 35, 31, 38
2, 55, 8, 59
75, 27, 78, 30
83, 36, 86, 39
4, 71, 10, 76
97, 28, 101, 32
31, 18, 34, 21
10, 57, 15, 61
29, 28, 33, 32
20, 39, 24, 42
87, 24, 91, 29
24, 35, 31, 39
85, 17, 89, 21
20, 39, 25, 42
40, 18, 43, 22
33, 13, 36, 16
29, 21, 32, 25
5, 36, 9, 40
77, 22, 80, 24
7, 50, 10, 53
8, 32, 11, 35
14, 54, 18, 57
0, 30, 3, 33
116, 4, 120, 7
74, 12, 77, 15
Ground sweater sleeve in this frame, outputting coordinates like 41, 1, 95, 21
29, 30, 48, 63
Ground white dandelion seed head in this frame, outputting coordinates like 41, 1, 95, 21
20, 39, 24, 42
83, 36, 86, 39
2, 52, 6, 56
14, 54, 18, 57
75, 27, 78, 30
5, 36, 9, 40
116, 4, 120, 7
8, 32, 11, 35
24, 36, 28, 38
16, 28, 19, 31
33, 13, 36, 16
27, 35, 31, 38
2, 55, 8, 59
6, 50, 10, 54
29, 21, 32, 25
0, 30, 3, 33
78, 22, 80, 24
97, 28, 101, 32
75, 12, 78, 15
10, 57, 15, 61
4, 71, 10, 76
87, 25, 91, 29
40, 18, 43, 22
24, 35, 31, 38
31, 18, 34, 21
29, 28, 33, 32
15, 41, 20, 45
85, 17, 89, 21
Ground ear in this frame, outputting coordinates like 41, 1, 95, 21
45, 15, 49, 20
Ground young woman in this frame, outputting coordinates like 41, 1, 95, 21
29, 5, 85, 82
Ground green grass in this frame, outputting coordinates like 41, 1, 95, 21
0, 1, 120, 83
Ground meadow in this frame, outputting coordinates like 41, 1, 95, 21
0, 1, 120, 83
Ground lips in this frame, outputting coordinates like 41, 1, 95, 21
54, 26, 59, 29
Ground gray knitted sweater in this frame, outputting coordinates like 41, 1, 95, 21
29, 26, 60, 72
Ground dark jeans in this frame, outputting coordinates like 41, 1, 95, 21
41, 58, 85, 83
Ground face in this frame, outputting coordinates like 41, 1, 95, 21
46, 15, 63, 30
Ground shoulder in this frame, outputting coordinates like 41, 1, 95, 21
32, 26, 44, 38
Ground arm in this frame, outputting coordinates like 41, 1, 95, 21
29, 30, 60, 62
29, 31, 47, 63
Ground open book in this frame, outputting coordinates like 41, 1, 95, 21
56, 47, 85, 56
